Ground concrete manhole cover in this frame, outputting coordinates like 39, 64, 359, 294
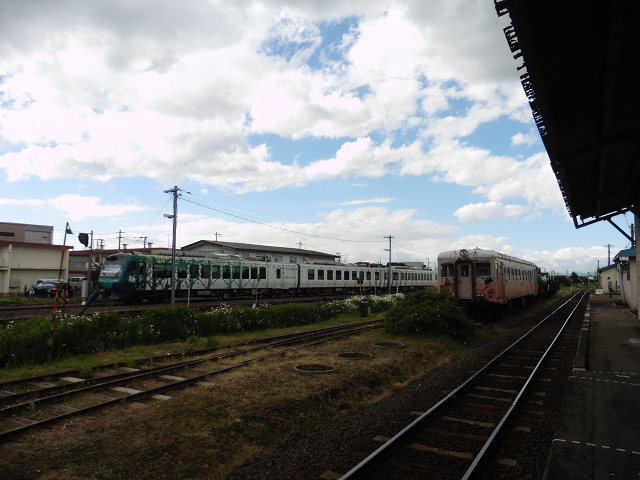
373, 341, 405, 348
337, 352, 372, 360
294, 364, 336, 373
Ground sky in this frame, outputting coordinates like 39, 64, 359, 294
0, 0, 634, 276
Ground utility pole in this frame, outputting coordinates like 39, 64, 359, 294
164, 186, 179, 307
118, 230, 122, 250
214, 232, 222, 241
384, 235, 393, 295
604, 244, 614, 265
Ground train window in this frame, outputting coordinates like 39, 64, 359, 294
352, 271, 357, 280
460, 265, 470, 277
336, 270, 342, 280
190, 264, 200, 278
476, 263, 490, 277
327, 270, 333, 280
153, 263, 171, 279
318, 269, 325, 280
393, 272, 399, 280
276, 268, 281, 279
232, 266, 240, 279
211, 265, 220, 279
251, 267, 258, 279
344, 271, 349, 280
366, 272, 371, 280
440, 263, 454, 278
178, 264, 187, 279
222, 266, 231, 279
127, 262, 137, 272
242, 267, 250, 279
375, 272, 380, 281
308, 269, 314, 280
359, 271, 364, 280
259, 267, 266, 279
150, 264, 161, 279
201, 265, 211, 278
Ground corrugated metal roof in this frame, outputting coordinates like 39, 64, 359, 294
613, 248, 636, 261
181, 240, 337, 258
496, 1, 640, 230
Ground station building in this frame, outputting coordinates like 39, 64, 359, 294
597, 264, 618, 293
614, 248, 637, 310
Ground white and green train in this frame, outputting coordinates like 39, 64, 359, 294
98, 252, 438, 302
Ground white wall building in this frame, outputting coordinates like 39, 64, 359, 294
0, 240, 71, 295
614, 247, 637, 310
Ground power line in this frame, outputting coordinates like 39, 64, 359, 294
181, 196, 385, 244
392, 241, 436, 256
183, 191, 379, 241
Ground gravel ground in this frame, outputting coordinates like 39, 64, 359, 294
227, 295, 584, 480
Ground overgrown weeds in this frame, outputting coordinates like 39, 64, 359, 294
384, 289, 474, 341
0, 295, 405, 369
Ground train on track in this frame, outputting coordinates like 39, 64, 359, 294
438, 248, 559, 309
98, 252, 438, 302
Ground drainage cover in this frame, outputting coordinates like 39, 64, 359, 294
338, 352, 372, 360
373, 341, 405, 348
294, 364, 336, 373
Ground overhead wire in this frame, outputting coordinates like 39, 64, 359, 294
392, 241, 437, 257
180, 196, 385, 244
182, 191, 382, 241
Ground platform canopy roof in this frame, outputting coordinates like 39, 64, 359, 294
495, 1, 640, 242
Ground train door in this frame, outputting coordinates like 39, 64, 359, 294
137, 262, 147, 289
456, 262, 473, 300
496, 261, 505, 303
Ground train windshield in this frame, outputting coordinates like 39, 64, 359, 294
475, 262, 491, 277
440, 263, 454, 278
101, 255, 128, 278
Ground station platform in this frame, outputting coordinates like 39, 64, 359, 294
543, 293, 640, 479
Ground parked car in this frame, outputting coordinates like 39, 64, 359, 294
28, 282, 74, 299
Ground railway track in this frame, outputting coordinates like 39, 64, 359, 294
0, 293, 355, 325
321, 291, 587, 480
0, 319, 384, 443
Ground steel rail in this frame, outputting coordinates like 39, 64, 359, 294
461, 290, 586, 478
338, 292, 584, 479
0, 318, 383, 391
0, 321, 383, 442
1, 320, 383, 414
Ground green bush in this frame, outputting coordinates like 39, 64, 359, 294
384, 290, 473, 341
0, 295, 402, 368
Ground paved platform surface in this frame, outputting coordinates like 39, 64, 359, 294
543, 294, 640, 480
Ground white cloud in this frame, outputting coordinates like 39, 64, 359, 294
0, 194, 148, 222
453, 201, 529, 222
511, 129, 540, 147
338, 197, 394, 205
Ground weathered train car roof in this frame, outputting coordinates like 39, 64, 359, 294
495, 1, 640, 231
437, 248, 536, 266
